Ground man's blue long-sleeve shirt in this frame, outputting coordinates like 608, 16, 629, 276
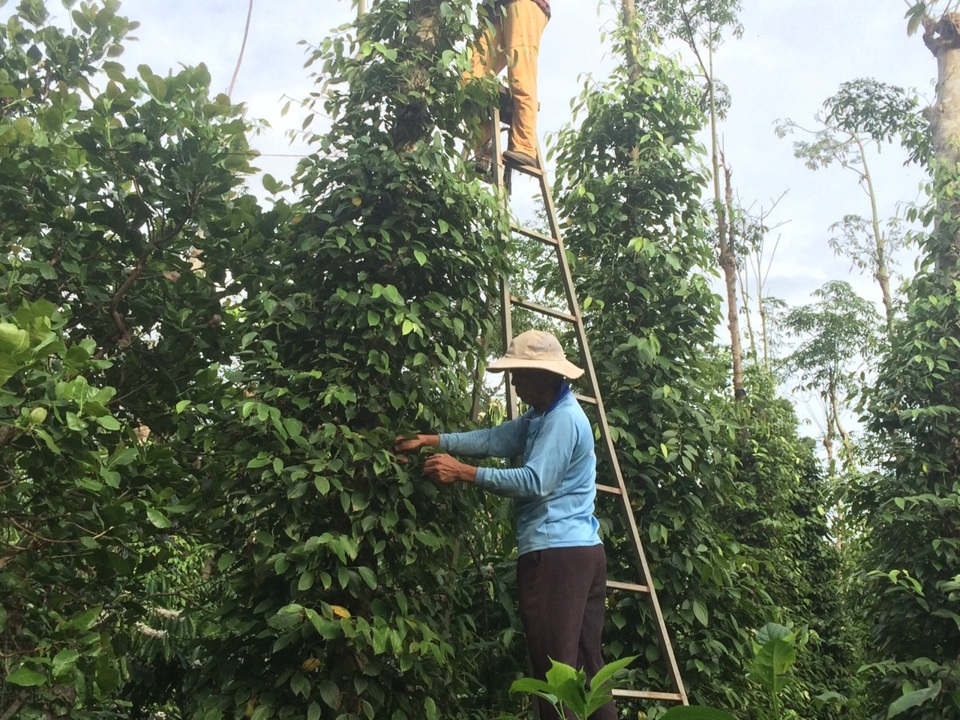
439, 392, 601, 556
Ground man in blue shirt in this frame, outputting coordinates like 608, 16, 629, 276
395, 330, 616, 720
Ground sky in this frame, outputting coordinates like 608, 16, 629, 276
102, 0, 934, 301
41, 0, 939, 430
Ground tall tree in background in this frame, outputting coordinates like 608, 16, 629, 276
635, 0, 746, 399
730, 205, 786, 369
782, 281, 881, 476
776, 79, 927, 333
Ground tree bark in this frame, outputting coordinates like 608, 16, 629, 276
719, 162, 745, 399
923, 12, 960, 275
851, 133, 895, 333
622, 0, 640, 80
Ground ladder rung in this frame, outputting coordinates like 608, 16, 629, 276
596, 483, 622, 495
505, 160, 544, 178
611, 689, 685, 702
573, 393, 597, 406
510, 296, 577, 323
510, 224, 559, 247
607, 579, 650, 593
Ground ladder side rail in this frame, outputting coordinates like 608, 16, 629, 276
535, 139, 689, 704
500, 276, 519, 419
490, 106, 520, 421
534, 147, 582, 331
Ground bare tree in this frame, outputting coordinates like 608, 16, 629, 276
776, 79, 925, 334
636, 0, 746, 398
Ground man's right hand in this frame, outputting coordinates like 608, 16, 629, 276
393, 434, 440, 456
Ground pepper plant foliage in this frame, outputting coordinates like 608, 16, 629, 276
551, 25, 850, 718
858, 248, 960, 718
171, 1, 521, 718
551, 23, 744, 711
1, 0, 265, 717
0, 1, 869, 719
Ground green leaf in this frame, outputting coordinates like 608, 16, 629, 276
750, 637, 796, 694
588, 654, 635, 692
269, 604, 304, 630
543, 660, 578, 688
283, 417, 303, 438
250, 705, 271, 720
290, 672, 310, 698
109, 447, 139, 466
63, 605, 102, 631
692, 599, 708, 626
52, 649, 80, 677
320, 679, 340, 708
6, 667, 47, 686
0, 353, 20, 386
552, 677, 588, 716
815, 691, 848, 705
373, 42, 397, 61
888, 681, 942, 719
381, 284, 404, 306
510, 677, 557, 699
96, 415, 121, 431
33, 427, 62, 455
357, 566, 377, 589
147, 508, 172, 528
755, 622, 792, 645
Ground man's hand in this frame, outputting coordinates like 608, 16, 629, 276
393, 434, 439, 461
423, 453, 477, 485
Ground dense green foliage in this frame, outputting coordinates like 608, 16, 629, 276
551, 24, 851, 720
2, 2, 955, 720
0, 1, 262, 716
858, 239, 960, 718
172, 2, 524, 718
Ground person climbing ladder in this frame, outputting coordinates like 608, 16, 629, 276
467, 0, 550, 170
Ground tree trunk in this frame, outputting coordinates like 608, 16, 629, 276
828, 369, 855, 470
736, 263, 757, 362
923, 12, 960, 275
718, 162, 745, 399
622, 0, 640, 79
852, 133, 895, 333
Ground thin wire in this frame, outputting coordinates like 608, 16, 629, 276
228, 0, 255, 98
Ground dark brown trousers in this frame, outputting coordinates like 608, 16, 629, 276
516, 544, 617, 720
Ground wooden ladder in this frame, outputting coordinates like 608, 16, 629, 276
487, 93, 688, 707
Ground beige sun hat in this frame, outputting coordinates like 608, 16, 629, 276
487, 330, 584, 379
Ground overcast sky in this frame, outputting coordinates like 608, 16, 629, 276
102, 1, 933, 307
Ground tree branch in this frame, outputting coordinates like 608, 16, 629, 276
1, 692, 28, 720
